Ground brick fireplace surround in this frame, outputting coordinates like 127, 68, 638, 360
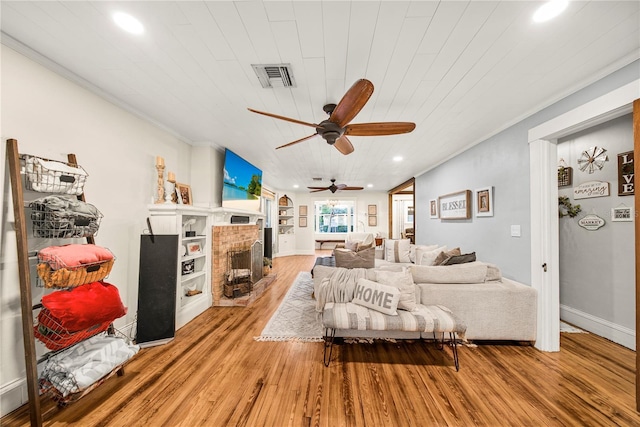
212, 224, 274, 306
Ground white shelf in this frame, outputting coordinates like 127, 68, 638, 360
148, 206, 212, 330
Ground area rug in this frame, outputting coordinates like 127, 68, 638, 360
254, 271, 324, 342
560, 321, 588, 333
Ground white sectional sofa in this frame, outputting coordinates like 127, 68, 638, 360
313, 261, 537, 342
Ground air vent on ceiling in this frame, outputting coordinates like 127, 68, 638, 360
252, 64, 296, 88
312, 177, 323, 181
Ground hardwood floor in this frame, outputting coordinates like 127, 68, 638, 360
3, 252, 639, 426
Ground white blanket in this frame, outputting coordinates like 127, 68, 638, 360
39, 334, 139, 397
314, 267, 373, 312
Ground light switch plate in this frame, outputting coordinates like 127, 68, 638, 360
511, 225, 521, 237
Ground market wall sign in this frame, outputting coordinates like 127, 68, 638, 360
578, 214, 606, 231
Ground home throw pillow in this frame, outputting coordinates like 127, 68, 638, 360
344, 240, 359, 251
441, 252, 476, 265
375, 269, 417, 311
433, 247, 461, 266
334, 247, 375, 269
416, 246, 447, 266
384, 239, 411, 263
352, 278, 400, 315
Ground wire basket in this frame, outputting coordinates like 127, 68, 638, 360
36, 258, 115, 288
38, 330, 139, 406
23, 154, 88, 195
29, 196, 102, 238
34, 306, 112, 351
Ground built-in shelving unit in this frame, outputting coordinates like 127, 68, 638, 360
277, 194, 295, 256
148, 205, 212, 330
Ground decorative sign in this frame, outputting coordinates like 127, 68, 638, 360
438, 190, 471, 220
558, 166, 573, 187
573, 181, 610, 199
429, 199, 438, 219
617, 151, 634, 196
611, 205, 634, 222
578, 214, 605, 231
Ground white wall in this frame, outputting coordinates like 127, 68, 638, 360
415, 60, 639, 285
0, 46, 201, 416
557, 114, 635, 346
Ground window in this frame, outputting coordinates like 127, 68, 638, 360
314, 200, 355, 233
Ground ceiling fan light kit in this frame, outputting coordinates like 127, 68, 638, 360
248, 79, 416, 156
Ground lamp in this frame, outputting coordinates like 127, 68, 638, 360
183, 218, 196, 237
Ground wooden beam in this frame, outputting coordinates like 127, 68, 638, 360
6, 139, 42, 427
633, 98, 640, 412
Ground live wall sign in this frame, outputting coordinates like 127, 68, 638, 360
617, 151, 634, 196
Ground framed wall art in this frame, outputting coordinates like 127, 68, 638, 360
186, 242, 202, 255
176, 183, 192, 205
438, 190, 471, 220
475, 187, 494, 217
368, 215, 377, 226
429, 199, 438, 219
299, 216, 307, 227
368, 204, 377, 215
299, 205, 308, 216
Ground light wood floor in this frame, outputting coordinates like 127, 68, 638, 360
3, 252, 639, 426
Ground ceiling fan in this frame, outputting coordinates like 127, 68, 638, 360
248, 79, 416, 155
308, 179, 363, 193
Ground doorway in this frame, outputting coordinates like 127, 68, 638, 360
388, 178, 415, 242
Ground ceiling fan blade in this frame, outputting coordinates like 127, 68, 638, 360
248, 108, 324, 130
309, 188, 327, 193
344, 122, 416, 136
329, 79, 374, 127
341, 186, 364, 191
333, 135, 354, 155
275, 134, 317, 150
307, 186, 329, 190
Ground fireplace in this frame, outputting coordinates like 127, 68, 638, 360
212, 224, 273, 306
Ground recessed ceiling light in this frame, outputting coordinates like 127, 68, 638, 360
533, 0, 568, 23
393, 156, 403, 162
113, 12, 144, 35
367, 184, 373, 188
293, 184, 299, 188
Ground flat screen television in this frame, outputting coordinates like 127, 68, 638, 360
222, 149, 262, 212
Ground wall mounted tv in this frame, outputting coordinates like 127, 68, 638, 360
222, 148, 262, 212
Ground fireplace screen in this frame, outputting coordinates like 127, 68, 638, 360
224, 240, 264, 299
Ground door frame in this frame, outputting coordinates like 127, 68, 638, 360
528, 80, 639, 355
388, 178, 415, 240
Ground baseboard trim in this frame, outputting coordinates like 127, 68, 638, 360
560, 305, 635, 350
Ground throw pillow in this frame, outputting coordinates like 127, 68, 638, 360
357, 242, 374, 251
441, 252, 476, 266
334, 247, 375, 269
384, 239, 411, 263
409, 244, 439, 263
433, 247, 461, 266
375, 269, 417, 311
416, 246, 447, 266
352, 278, 400, 315
344, 240, 359, 251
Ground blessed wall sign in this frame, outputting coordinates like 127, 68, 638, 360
438, 190, 471, 220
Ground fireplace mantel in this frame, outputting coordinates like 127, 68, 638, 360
211, 207, 265, 225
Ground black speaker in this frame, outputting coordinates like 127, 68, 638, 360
231, 215, 250, 224
137, 234, 178, 348
264, 227, 273, 259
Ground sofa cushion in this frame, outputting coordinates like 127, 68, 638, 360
322, 302, 467, 335
384, 239, 411, 263
352, 278, 400, 315
410, 263, 488, 284
334, 247, 375, 269
415, 246, 446, 266
440, 252, 476, 266
375, 269, 417, 311
433, 247, 461, 265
